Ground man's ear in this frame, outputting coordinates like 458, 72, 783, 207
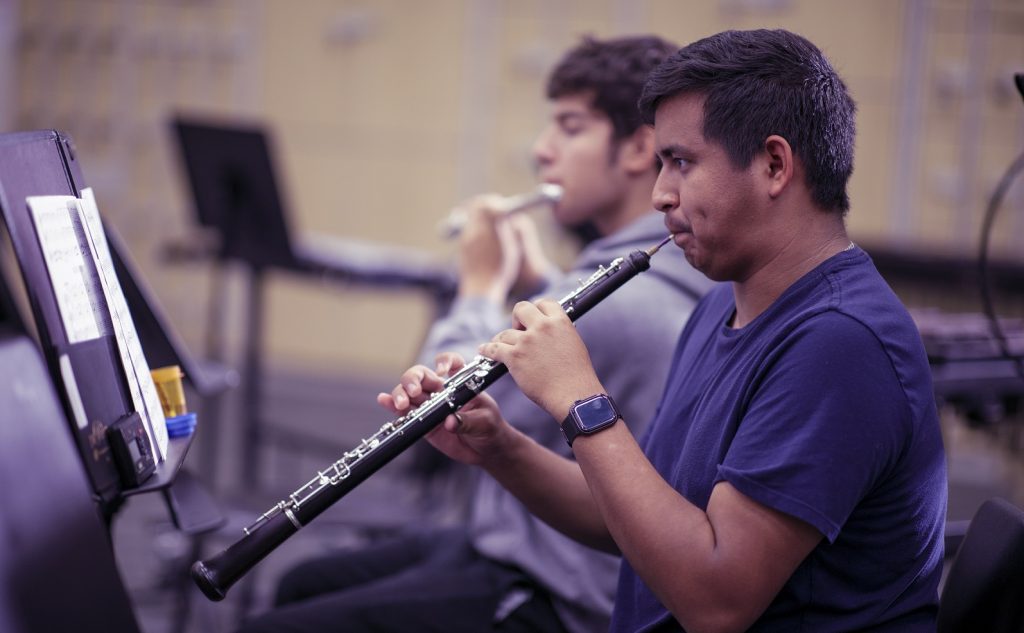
617, 126, 658, 175
764, 135, 795, 198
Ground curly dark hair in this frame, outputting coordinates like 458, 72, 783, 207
639, 29, 857, 213
547, 35, 678, 140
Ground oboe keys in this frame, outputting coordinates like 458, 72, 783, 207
319, 459, 352, 486
244, 500, 290, 535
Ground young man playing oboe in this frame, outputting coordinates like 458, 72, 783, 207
238, 35, 710, 633
386, 29, 947, 632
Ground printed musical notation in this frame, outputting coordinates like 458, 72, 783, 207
27, 192, 168, 461
27, 196, 110, 344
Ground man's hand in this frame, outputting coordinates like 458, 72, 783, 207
376, 352, 514, 465
506, 213, 559, 298
456, 194, 523, 303
478, 299, 605, 420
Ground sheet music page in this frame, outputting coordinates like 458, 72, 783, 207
75, 193, 146, 427
27, 196, 111, 344
79, 188, 168, 461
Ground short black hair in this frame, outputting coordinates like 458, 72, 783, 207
548, 35, 678, 140
639, 29, 856, 213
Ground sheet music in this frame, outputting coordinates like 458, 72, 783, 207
28, 192, 169, 461
27, 196, 110, 343
79, 188, 168, 461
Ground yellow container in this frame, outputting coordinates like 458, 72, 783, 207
151, 365, 187, 418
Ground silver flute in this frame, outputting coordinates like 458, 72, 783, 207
191, 236, 671, 602
438, 183, 563, 239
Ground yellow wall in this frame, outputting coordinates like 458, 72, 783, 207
8, 0, 1024, 376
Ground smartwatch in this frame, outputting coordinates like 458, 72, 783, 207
561, 394, 621, 446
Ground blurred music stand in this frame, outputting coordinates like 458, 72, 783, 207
170, 116, 455, 489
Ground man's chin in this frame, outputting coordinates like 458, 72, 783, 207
562, 218, 602, 244
683, 250, 714, 279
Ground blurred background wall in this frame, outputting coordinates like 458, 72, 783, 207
2, 0, 1022, 381
2, 2, 1023, 630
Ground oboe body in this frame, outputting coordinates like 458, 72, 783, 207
191, 238, 670, 601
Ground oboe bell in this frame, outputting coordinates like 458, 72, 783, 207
438, 183, 564, 239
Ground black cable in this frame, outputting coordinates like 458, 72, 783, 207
977, 149, 1024, 384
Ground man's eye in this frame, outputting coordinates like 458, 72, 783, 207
674, 157, 691, 170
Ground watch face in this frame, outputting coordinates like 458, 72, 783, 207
574, 395, 618, 431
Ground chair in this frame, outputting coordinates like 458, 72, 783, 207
0, 328, 142, 633
938, 497, 1024, 633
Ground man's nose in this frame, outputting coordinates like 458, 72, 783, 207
652, 171, 679, 213
531, 126, 556, 166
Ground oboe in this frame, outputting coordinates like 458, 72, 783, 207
191, 236, 672, 601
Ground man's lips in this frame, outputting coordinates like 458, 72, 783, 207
664, 219, 693, 248
664, 219, 692, 235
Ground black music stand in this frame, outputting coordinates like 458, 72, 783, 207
171, 116, 457, 291
0, 135, 141, 629
0, 130, 193, 511
170, 116, 456, 489
0, 129, 235, 632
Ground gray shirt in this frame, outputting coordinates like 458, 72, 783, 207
418, 212, 713, 633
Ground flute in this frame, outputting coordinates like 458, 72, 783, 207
191, 236, 672, 601
438, 183, 563, 239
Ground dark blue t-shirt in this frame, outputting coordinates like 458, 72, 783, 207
611, 248, 947, 632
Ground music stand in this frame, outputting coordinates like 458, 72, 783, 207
0, 130, 193, 513
170, 116, 455, 487
171, 115, 456, 289
0, 132, 141, 632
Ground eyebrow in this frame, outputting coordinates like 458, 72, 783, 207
555, 112, 588, 124
657, 143, 692, 159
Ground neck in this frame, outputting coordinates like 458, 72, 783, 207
593, 170, 660, 236
731, 217, 849, 329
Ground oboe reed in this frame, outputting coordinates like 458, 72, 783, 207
646, 235, 673, 258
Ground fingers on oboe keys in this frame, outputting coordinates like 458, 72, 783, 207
378, 354, 465, 413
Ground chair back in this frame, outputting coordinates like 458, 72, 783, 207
0, 331, 141, 633
938, 497, 1024, 633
